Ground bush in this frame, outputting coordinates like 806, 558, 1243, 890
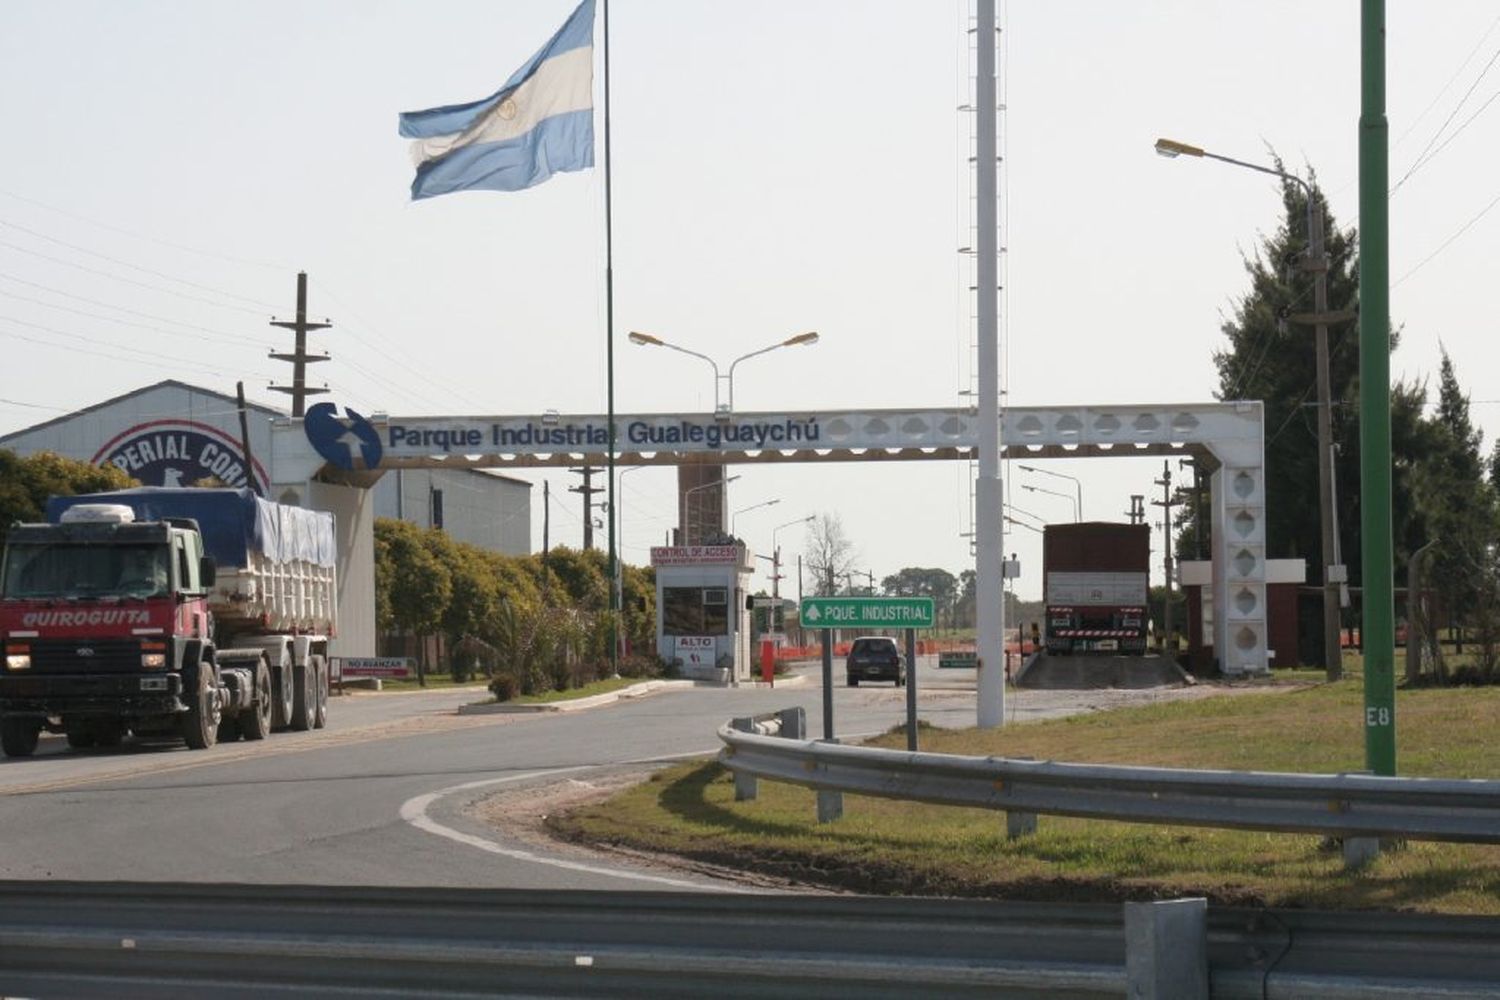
489, 672, 520, 702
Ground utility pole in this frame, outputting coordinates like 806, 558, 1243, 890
1151, 463, 1183, 655
542, 481, 551, 599
569, 466, 602, 550
1181, 459, 1206, 560
1288, 189, 1347, 682
268, 272, 332, 417
771, 547, 783, 633
234, 381, 260, 496
1125, 494, 1145, 525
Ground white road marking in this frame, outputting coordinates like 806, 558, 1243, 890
399, 755, 748, 892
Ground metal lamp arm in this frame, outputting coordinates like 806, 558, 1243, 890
726, 342, 790, 411
656, 343, 722, 409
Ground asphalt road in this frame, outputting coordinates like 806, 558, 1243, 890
0, 659, 1207, 891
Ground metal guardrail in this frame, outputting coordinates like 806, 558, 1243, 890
1, 881, 1499, 998
719, 710, 1500, 844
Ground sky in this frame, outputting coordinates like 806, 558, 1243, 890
2, 1, 1498, 600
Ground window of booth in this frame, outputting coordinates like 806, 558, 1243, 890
663, 586, 731, 636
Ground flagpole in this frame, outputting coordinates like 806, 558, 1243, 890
603, 0, 619, 677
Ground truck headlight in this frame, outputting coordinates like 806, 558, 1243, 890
140, 654, 166, 669
6, 655, 30, 670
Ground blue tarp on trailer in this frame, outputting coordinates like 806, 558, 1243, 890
46, 488, 336, 570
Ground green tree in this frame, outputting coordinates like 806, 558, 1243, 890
1185, 164, 1436, 595
375, 519, 451, 669
1414, 349, 1499, 641
880, 567, 959, 627
541, 546, 609, 609
0, 449, 135, 527
1206, 166, 1364, 570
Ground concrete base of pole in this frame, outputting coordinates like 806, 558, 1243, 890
1005, 811, 1037, 839
816, 789, 843, 824
1343, 836, 1380, 869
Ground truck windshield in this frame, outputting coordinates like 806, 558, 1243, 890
1, 542, 171, 600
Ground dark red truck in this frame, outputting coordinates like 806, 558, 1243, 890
1042, 522, 1150, 655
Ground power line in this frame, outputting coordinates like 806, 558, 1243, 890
0, 269, 250, 339
0, 187, 291, 271
1393, 190, 1500, 287
0, 237, 268, 316
314, 279, 495, 412
0, 396, 69, 412
1393, 12, 1500, 149
0, 316, 277, 381
0, 218, 281, 310
1392, 45, 1500, 194
0, 285, 257, 350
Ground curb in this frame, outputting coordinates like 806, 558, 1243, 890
740, 672, 813, 690
458, 679, 697, 715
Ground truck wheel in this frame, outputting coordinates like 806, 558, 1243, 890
240, 659, 273, 741
217, 716, 241, 743
1, 717, 41, 758
182, 661, 221, 750
65, 723, 97, 750
94, 722, 124, 748
311, 654, 328, 729
847, 676, 859, 687
272, 658, 295, 731
290, 662, 314, 732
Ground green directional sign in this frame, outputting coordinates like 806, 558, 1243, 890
799, 596, 935, 630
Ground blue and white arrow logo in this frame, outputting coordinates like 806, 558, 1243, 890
304, 402, 383, 471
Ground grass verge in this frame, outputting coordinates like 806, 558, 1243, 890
508, 676, 645, 704
549, 679, 1500, 913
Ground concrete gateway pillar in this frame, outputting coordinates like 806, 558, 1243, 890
1206, 412, 1270, 676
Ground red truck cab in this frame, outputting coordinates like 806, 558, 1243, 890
0, 503, 219, 755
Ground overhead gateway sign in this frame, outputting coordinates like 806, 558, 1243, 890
799, 597, 935, 629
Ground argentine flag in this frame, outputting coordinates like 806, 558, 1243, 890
400, 0, 595, 199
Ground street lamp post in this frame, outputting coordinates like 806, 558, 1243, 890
731, 498, 780, 538
1018, 464, 1083, 521
1005, 503, 1049, 526
613, 465, 648, 664
1155, 136, 1343, 682
1021, 483, 1079, 522
627, 330, 820, 416
682, 474, 739, 545
769, 514, 815, 630
629, 330, 818, 549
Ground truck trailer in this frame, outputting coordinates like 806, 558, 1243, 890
1042, 521, 1150, 656
0, 488, 336, 756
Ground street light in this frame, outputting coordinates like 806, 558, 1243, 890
731, 498, 780, 538
683, 474, 739, 544
1005, 503, 1048, 525
1156, 135, 1343, 682
1021, 483, 1079, 522
613, 465, 649, 659
627, 330, 820, 415
1017, 464, 1083, 521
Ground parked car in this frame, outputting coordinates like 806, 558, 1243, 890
846, 636, 905, 687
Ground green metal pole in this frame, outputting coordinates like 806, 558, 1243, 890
1360, 0, 1396, 775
